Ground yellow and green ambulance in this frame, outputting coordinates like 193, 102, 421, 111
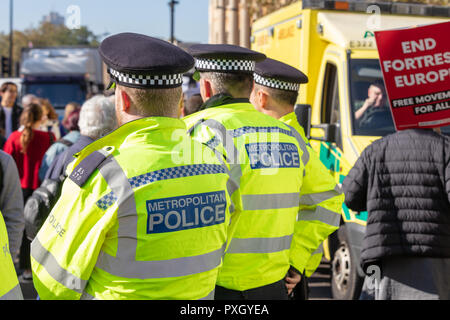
251, 0, 449, 299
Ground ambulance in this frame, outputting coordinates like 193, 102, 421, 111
251, 0, 449, 299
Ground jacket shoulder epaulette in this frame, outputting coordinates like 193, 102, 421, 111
68, 147, 114, 188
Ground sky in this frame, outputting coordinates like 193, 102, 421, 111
0, 0, 210, 43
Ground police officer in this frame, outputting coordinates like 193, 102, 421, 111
184, 44, 337, 300
0, 211, 23, 300
251, 58, 344, 298
31, 33, 233, 300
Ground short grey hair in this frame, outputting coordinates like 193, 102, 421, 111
78, 95, 117, 139
21, 94, 38, 108
200, 72, 254, 98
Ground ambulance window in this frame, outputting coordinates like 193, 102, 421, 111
321, 63, 340, 125
321, 62, 342, 148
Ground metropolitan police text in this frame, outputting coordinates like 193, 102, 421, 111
147, 191, 227, 234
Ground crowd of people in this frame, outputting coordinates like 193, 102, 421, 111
0, 81, 118, 285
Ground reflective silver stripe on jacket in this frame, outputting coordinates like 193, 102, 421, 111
283, 123, 310, 166
199, 289, 215, 300
312, 242, 324, 255
299, 185, 342, 206
201, 119, 240, 164
95, 243, 226, 279
227, 234, 293, 254
298, 206, 341, 227
199, 119, 243, 188
211, 148, 239, 206
242, 193, 299, 211
98, 154, 137, 261
0, 284, 23, 300
31, 238, 87, 293
80, 289, 216, 300
189, 119, 242, 210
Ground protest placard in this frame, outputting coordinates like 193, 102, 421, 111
375, 21, 450, 130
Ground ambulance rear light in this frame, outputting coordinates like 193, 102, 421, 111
302, 0, 450, 17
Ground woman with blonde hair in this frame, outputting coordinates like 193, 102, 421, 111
3, 103, 55, 282
39, 99, 61, 140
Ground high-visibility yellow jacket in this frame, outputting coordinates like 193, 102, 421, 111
31, 117, 232, 300
305, 243, 324, 278
0, 211, 23, 300
280, 112, 343, 278
184, 97, 339, 291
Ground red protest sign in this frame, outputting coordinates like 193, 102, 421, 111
375, 21, 450, 130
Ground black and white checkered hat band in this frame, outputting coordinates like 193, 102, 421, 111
108, 68, 184, 88
195, 58, 256, 73
254, 73, 300, 92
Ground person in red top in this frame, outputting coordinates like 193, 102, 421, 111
4, 103, 55, 195
3, 102, 54, 282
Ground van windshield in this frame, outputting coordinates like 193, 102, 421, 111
24, 83, 85, 109
350, 59, 450, 136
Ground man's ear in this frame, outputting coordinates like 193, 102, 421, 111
178, 94, 185, 118
200, 78, 213, 101
120, 89, 131, 111
258, 89, 269, 110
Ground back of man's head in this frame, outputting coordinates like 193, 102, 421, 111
78, 95, 118, 140
200, 72, 254, 99
99, 33, 194, 124
119, 85, 182, 118
253, 83, 298, 107
184, 94, 203, 116
188, 44, 266, 100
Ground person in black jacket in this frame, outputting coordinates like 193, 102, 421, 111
0, 82, 23, 148
342, 128, 450, 300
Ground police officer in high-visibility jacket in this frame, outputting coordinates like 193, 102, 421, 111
184, 44, 335, 299
250, 58, 344, 297
0, 211, 23, 300
31, 33, 233, 300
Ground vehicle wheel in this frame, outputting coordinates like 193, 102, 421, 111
331, 225, 363, 300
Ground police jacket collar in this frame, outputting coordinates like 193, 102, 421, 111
73, 117, 186, 166
201, 93, 250, 110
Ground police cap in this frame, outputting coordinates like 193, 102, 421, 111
254, 58, 308, 92
99, 33, 194, 89
188, 44, 266, 75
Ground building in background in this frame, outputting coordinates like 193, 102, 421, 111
208, 0, 297, 48
41, 12, 65, 26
